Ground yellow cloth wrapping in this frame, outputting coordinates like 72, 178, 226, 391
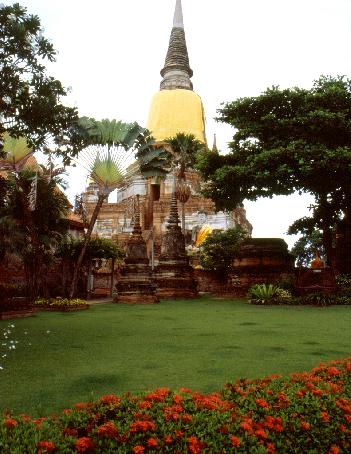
195, 225, 214, 246
146, 89, 206, 143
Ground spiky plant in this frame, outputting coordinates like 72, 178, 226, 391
69, 117, 155, 298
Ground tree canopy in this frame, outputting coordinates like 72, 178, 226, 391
197, 76, 351, 262
0, 3, 78, 161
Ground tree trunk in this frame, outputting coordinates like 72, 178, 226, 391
181, 201, 186, 236
69, 194, 105, 298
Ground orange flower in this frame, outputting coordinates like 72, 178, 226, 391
255, 428, 268, 440
230, 435, 241, 447
256, 398, 270, 409
327, 367, 341, 377
130, 420, 156, 433
173, 394, 183, 404
37, 441, 55, 453
97, 421, 118, 439
75, 437, 94, 452
163, 435, 173, 445
266, 442, 276, 454
188, 436, 205, 454
320, 411, 330, 423
328, 447, 340, 454
99, 394, 121, 406
300, 421, 311, 431
20, 414, 31, 422
63, 427, 78, 437
182, 414, 192, 423
132, 446, 145, 454
139, 401, 152, 409
147, 438, 158, 448
312, 389, 323, 397
4, 418, 17, 428
75, 402, 88, 410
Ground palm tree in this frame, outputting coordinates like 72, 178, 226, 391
165, 133, 206, 235
69, 117, 155, 298
0, 133, 34, 171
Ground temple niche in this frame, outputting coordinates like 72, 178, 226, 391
82, 0, 252, 257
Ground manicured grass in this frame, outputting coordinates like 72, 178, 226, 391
1, 297, 351, 416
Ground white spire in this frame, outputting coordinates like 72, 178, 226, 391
173, 0, 184, 29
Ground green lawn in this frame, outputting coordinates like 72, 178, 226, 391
1, 297, 351, 416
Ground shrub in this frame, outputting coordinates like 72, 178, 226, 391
33, 298, 87, 308
336, 274, 351, 297
247, 283, 278, 304
1, 357, 351, 452
199, 226, 246, 273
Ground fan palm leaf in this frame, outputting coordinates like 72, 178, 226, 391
1, 133, 33, 171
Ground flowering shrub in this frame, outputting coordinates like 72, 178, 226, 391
34, 298, 88, 308
1, 357, 351, 452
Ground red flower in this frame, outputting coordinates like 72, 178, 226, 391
97, 421, 118, 439
264, 416, 283, 432
4, 418, 17, 428
146, 438, 158, 448
75, 437, 94, 452
175, 430, 184, 439
163, 435, 173, 445
300, 421, 311, 431
339, 424, 347, 432
20, 414, 31, 422
99, 394, 120, 406
132, 446, 145, 454
145, 387, 169, 402
34, 417, 46, 429
256, 398, 270, 409
37, 441, 55, 453
188, 436, 205, 454
320, 411, 330, 423
312, 389, 323, 397
218, 425, 229, 434
182, 414, 192, 423
139, 401, 152, 409
255, 428, 268, 440
230, 436, 241, 447
173, 394, 183, 404
63, 427, 78, 437
266, 442, 276, 454
327, 367, 341, 377
328, 447, 340, 454
63, 409, 72, 414
130, 420, 156, 433
75, 402, 88, 410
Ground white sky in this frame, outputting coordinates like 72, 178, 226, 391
5, 0, 351, 248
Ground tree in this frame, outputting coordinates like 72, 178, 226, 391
165, 133, 206, 234
290, 229, 324, 268
69, 117, 156, 298
197, 76, 351, 264
0, 166, 71, 298
199, 226, 246, 273
57, 236, 125, 296
0, 3, 79, 162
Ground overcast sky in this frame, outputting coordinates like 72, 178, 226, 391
5, 0, 351, 247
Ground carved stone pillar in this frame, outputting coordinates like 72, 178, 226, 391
115, 196, 158, 304
154, 179, 197, 299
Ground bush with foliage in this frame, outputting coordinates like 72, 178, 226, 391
336, 274, 351, 297
57, 236, 125, 262
1, 357, 351, 452
33, 298, 87, 309
199, 227, 246, 274
248, 284, 351, 306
